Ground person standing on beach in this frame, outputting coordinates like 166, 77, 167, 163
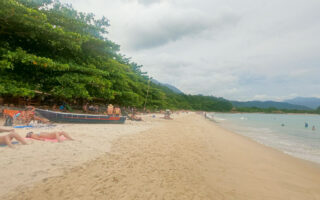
83, 103, 88, 113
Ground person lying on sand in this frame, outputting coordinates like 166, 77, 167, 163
0, 128, 28, 148
26, 131, 73, 142
128, 114, 142, 121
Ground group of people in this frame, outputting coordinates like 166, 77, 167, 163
1, 105, 75, 148
305, 122, 316, 131
3, 106, 49, 126
18, 106, 50, 124
0, 128, 73, 148
106, 104, 121, 116
82, 103, 99, 113
82, 103, 121, 116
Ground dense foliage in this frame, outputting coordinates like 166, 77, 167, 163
0, 0, 232, 111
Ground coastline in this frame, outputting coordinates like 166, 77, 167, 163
218, 111, 320, 115
3, 113, 320, 199
212, 112, 320, 165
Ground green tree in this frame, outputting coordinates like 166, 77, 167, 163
0, 0, 233, 112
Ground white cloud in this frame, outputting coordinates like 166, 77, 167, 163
61, 0, 320, 101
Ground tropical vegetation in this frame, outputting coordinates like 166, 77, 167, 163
0, 0, 233, 111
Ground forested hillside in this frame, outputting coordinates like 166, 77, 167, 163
231, 101, 312, 110
285, 97, 320, 110
0, 0, 232, 111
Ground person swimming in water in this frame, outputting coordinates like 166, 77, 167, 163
305, 122, 309, 128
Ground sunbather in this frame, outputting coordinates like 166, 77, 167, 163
26, 131, 73, 142
0, 128, 28, 148
128, 113, 142, 121
18, 106, 50, 124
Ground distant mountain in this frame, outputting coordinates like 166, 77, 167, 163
284, 97, 320, 109
162, 84, 183, 94
231, 100, 312, 110
151, 79, 184, 94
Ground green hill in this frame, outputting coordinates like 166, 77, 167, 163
151, 79, 184, 94
284, 97, 320, 109
231, 101, 312, 110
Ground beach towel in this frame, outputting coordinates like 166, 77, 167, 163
13, 124, 56, 129
25, 136, 67, 142
44, 136, 67, 142
14, 125, 34, 128
0, 141, 19, 147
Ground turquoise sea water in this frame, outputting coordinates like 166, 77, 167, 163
210, 113, 320, 164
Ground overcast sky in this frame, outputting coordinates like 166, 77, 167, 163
61, 0, 320, 101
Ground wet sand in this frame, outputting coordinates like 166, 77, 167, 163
3, 113, 320, 200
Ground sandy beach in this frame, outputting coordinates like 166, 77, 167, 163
0, 114, 164, 198
2, 113, 320, 200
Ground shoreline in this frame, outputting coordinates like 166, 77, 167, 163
207, 116, 320, 167
214, 111, 320, 115
210, 112, 320, 165
3, 113, 320, 199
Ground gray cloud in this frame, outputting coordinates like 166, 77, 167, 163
124, 8, 240, 50
137, 0, 162, 6
61, 0, 320, 101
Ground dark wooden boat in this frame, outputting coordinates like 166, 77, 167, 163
36, 109, 126, 124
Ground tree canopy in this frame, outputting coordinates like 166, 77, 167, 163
0, 0, 232, 112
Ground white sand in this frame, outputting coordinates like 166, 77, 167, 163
3, 113, 320, 200
0, 113, 174, 197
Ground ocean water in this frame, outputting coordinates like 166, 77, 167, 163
210, 113, 320, 164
